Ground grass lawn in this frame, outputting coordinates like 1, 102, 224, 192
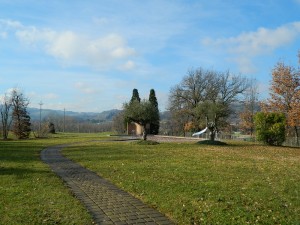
64, 140, 300, 225
0, 133, 110, 225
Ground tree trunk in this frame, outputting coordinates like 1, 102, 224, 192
207, 121, 216, 141
210, 130, 215, 141
1, 103, 11, 140
295, 126, 299, 146
142, 130, 147, 140
2, 120, 9, 140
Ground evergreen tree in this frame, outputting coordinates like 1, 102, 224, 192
11, 89, 31, 139
130, 88, 141, 103
48, 122, 56, 134
149, 89, 160, 134
254, 112, 286, 146
124, 99, 158, 140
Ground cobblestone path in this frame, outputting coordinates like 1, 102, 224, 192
41, 144, 175, 225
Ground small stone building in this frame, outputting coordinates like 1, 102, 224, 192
127, 122, 150, 136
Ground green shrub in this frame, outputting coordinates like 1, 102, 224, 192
254, 112, 286, 146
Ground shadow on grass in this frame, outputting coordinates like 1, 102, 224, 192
133, 140, 160, 145
196, 140, 228, 146
196, 140, 263, 148
0, 149, 42, 163
0, 167, 49, 177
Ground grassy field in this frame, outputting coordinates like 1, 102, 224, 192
0, 133, 109, 225
1, 133, 300, 225
63, 140, 300, 225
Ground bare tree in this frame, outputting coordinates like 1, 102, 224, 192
11, 89, 31, 139
112, 111, 126, 134
169, 68, 249, 141
239, 78, 259, 136
168, 68, 214, 134
0, 93, 13, 139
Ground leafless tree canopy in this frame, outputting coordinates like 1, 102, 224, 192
0, 93, 13, 139
112, 111, 126, 134
168, 67, 249, 138
239, 79, 260, 136
11, 89, 31, 139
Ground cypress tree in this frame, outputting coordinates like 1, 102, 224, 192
149, 89, 160, 134
48, 122, 56, 134
130, 88, 141, 103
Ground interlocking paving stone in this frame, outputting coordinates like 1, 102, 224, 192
41, 144, 175, 225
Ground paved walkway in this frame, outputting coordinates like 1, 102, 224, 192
41, 144, 175, 225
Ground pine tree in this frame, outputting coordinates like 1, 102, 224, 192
149, 89, 160, 134
11, 90, 31, 139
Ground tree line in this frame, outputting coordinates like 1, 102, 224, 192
165, 51, 300, 146
118, 51, 299, 146
2, 52, 299, 146
0, 89, 113, 139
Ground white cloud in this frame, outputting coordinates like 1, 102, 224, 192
16, 27, 55, 45
44, 93, 59, 100
228, 23, 300, 55
203, 22, 300, 73
120, 60, 135, 70
74, 82, 100, 94
46, 31, 80, 60
1, 19, 136, 70
0, 19, 23, 29
49, 32, 136, 69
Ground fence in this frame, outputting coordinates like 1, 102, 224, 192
283, 137, 300, 147
183, 131, 300, 148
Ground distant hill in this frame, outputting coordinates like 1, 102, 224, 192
28, 108, 122, 123
27, 101, 257, 125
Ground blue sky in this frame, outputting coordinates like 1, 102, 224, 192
1, 0, 300, 112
